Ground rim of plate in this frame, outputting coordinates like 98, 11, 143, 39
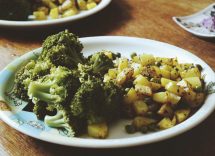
0, 0, 111, 27
0, 36, 215, 148
172, 3, 215, 38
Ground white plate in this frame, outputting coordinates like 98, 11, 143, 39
0, 36, 215, 148
0, 0, 111, 27
173, 3, 215, 38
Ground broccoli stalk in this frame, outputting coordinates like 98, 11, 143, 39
44, 110, 75, 137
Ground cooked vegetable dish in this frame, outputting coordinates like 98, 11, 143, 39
0, 0, 101, 21
12, 30, 213, 138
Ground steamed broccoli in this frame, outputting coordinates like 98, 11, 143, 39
70, 77, 123, 124
0, 0, 31, 21
38, 30, 84, 69
28, 66, 80, 106
88, 52, 114, 74
70, 77, 104, 119
13, 60, 53, 101
44, 105, 87, 136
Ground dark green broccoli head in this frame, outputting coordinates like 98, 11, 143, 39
0, 0, 31, 21
88, 52, 114, 74
101, 81, 123, 121
39, 30, 84, 69
70, 77, 104, 119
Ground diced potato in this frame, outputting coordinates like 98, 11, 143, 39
165, 82, 185, 96
175, 108, 191, 123
166, 91, 181, 106
108, 68, 117, 79
37, 6, 49, 15
58, 0, 66, 4
87, 2, 97, 10
150, 82, 162, 91
158, 104, 173, 117
153, 92, 168, 103
140, 54, 155, 66
132, 116, 156, 129
153, 91, 181, 105
183, 77, 202, 89
131, 63, 143, 77
133, 100, 148, 115
158, 117, 175, 129
160, 65, 172, 71
177, 79, 191, 90
42, 0, 57, 8
161, 78, 176, 87
33, 11, 47, 20
62, 8, 78, 17
185, 92, 205, 108
124, 88, 139, 104
104, 51, 113, 59
132, 56, 141, 63
77, 0, 87, 10
160, 68, 170, 78
135, 84, 152, 96
171, 116, 177, 125
50, 8, 59, 19
118, 58, 128, 71
170, 69, 179, 80
116, 68, 134, 85
155, 57, 175, 66
87, 122, 108, 139
134, 75, 151, 86
59, 0, 75, 12
180, 67, 201, 78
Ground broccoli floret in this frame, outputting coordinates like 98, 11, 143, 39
70, 77, 104, 118
44, 106, 87, 136
28, 66, 80, 107
102, 81, 123, 121
0, 0, 31, 21
70, 77, 123, 124
44, 109, 75, 137
33, 101, 48, 120
13, 60, 53, 101
88, 52, 114, 74
39, 30, 84, 69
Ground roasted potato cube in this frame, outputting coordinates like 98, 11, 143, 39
116, 68, 134, 85
50, 8, 59, 19
133, 100, 148, 115
135, 84, 152, 96
124, 88, 139, 104
158, 117, 175, 129
161, 78, 176, 87
150, 82, 162, 91
118, 58, 128, 71
132, 116, 156, 130
153, 91, 181, 105
175, 108, 191, 123
183, 77, 202, 89
158, 104, 173, 117
180, 67, 201, 78
134, 75, 151, 86
88, 122, 108, 139
140, 54, 155, 66
165, 82, 185, 96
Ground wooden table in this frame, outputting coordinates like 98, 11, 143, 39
0, 0, 215, 155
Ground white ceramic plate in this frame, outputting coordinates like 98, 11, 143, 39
0, 36, 215, 148
0, 0, 111, 28
173, 3, 215, 38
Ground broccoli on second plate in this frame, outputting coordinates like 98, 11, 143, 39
0, 0, 31, 21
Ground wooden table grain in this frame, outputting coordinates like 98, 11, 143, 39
0, 0, 215, 156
